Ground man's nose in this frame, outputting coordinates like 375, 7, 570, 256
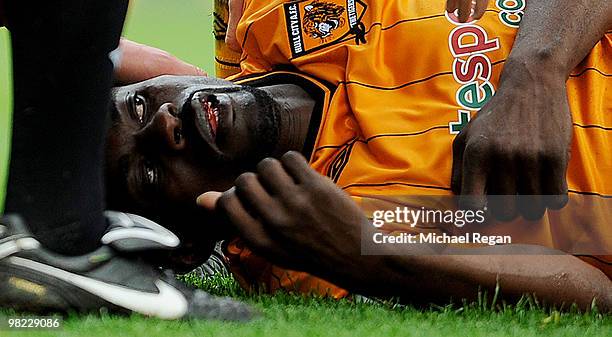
135, 103, 185, 152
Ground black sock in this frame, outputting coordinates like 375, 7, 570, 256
4, 0, 128, 255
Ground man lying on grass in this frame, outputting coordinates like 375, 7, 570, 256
105, 0, 612, 310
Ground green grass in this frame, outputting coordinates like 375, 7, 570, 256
1, 273, 610, 337
0, 0, 215, 211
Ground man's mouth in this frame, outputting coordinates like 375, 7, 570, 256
190, 91, 234, 154
202, 96, 219, 139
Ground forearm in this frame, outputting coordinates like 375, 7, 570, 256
338, 246, 611, 310
115, 38, 206, 84
504, 0, 612, 81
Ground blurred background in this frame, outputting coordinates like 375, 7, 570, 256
0, 0, 215, 209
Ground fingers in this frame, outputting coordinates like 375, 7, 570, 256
473, 0, 488, 20
516, 156, 545, 220
541, 153, 569, 210
280, 151, 320, 184
202, 175, 296, 263
256, 157, 298, 195
215, 188, 284, 256
446, 0, 458, 13
447, 0, 489, 22
457, 0, 473, 23
196, 191, 223, 210
451, 131, 467, 195
458, 141, 489, 210
233, 172, 285, 224
487, 158, 518, 221
225, 0, 245, 52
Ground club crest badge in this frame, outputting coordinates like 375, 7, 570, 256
284, 0, 368, 58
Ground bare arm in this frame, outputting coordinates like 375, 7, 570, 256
355, 246, 611, 310
115, 38, 206, 85
199, 152, 611, 311
506, 0, 612, 78
452, 1, 612, 219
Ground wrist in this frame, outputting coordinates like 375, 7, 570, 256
501, 49, 568, 87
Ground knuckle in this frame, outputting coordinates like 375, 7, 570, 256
267, 206, 289, 226
308, 179, 332, 195
464, 137, 491, 157
517, 147, 539, 163
452, 132, 467, 152
217, 192, 233, 211
286, 190, 309, 209
256, 157, 280, 174
281, 151, 305, 165
540, 148, 567, 165
234, 172, 256, 190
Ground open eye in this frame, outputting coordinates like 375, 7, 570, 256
142, 160, 158, 187
134, 94, 146, 124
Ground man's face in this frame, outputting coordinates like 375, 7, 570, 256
106, 75, 279, 240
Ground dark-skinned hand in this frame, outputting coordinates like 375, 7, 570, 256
197, 151, 374, 284
451, 67, 572, 221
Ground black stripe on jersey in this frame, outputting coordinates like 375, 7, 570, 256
568, 190, 612, 198
363, 14, 446, 36
342, 182, 452, 192
215, 57, 241, 68
338, 60, 506, 91
569, 67, 611, 77
574, 255, 612, 266
339, 71, 452, 90
342, 184, 610, 196
365, 125, 450, 142
359, 9, 502, 38
314, 125, 449, 153
241, 22, 255, 50
573, 123, 612, 131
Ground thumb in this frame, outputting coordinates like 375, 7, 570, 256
196, 191, 223, 210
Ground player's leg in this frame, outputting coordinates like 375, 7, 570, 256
3, 0, 120, 255
0, 0, 254, 319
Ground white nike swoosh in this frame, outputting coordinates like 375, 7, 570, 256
9, 256, 188, 319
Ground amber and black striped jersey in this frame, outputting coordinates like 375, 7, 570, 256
215, 0, 612, 296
